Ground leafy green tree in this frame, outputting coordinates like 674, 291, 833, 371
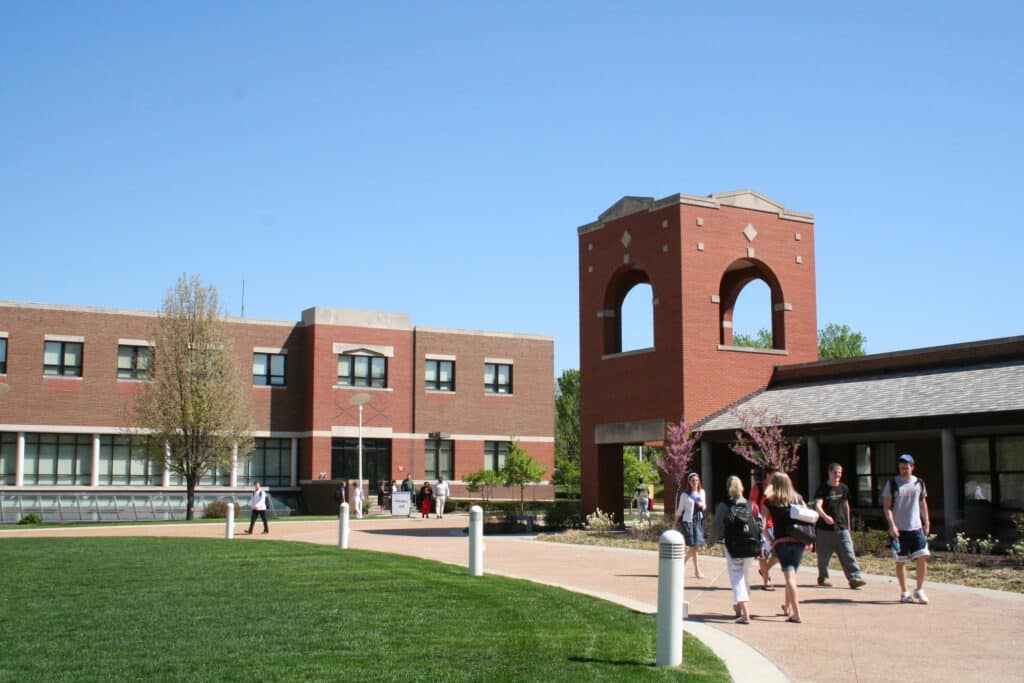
818, 323, 867, 359
622, 447, 660, 498
134, 274, 254, 520
733, 328, 773, 348
501, 441, 548, 513
554, 369, 580, 496
464, 468, 501, 502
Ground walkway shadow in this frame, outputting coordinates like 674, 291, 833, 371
359, 526, 465, 538
614, 573, 657, 578
802, 597, 900, 606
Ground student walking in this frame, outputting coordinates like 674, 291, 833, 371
750, 468, 780, 591
434, 477, 450, 519
352, 481, 364, 517
708, 475, 761, 624
765, 472, 806, 623
883, 453, 931, 604
418, 481, 433, 518
674, 472, 707, 578
245, 481, 269, 535
813, 463, 866, 589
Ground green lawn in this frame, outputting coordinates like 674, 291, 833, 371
0, 538, 729, 682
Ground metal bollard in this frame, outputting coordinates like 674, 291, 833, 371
469, 505, 483, 576
225, 502, 235, 540
339, 502, 350, 549
656, 529, 685, 668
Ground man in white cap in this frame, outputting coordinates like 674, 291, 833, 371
883, 454, 931, 604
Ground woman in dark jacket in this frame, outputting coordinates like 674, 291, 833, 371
765, 472, 807, 623
418, 481, 433, 518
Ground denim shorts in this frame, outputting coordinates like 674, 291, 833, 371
773, 541, 805, 571
895, 528, 930, 563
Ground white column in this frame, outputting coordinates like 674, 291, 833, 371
229, 443, 238, 488
701, 441, 713, 509
339, 502, 350, 549
469, 505, 483, 576
290, 438, 298, 488
225, 503, 235, 539
941, 428, 959, 542
806, 436, 821, 497
162, 443, 171, 488
15, 431, 25, 487
656, 529, 685, 667
91, 434, 100, 487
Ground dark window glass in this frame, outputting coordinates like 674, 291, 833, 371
43, 341, 83, 377
484, 441, 509, 472
425, 439, 453, 480
24, 433, 92, 485
854, 442, 896, 507
337, 354, 386, 388
98, 435, 162, 486
0, 338, 7, 374
425, 359, 455, 392
1, 432, 16, 484
253, 353, 287, 386
240, 437, 290, 487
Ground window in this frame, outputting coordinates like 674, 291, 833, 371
484, 441, 509, 472
44, 340, 83, 377
23, 433, 92, 485
854, 442, 896, 506
960, 435, 1024, 510
253, 353, 286, 386
425, 439, 453, 480
240, 438, 290, 487
484, 363, 512, 394
425, 359, 455, 392
117, 345, 152, 380
338, 354, 387, 388
0, 337, 7, 374
98, 435, 162, 486
1, 432, 15, 484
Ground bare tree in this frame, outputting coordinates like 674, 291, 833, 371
729, 407, 801, 474
134, 274, 253, 519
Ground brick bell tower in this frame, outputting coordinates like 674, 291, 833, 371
577, 190, 819, 521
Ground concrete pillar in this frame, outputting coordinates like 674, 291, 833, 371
941, 428, 959, 542
15, 431, 24, 487
90, 434, 100, 487
225, 503, 235, 539
701, 441, 713, 510
656, 529, 685, 667
469, 505, 483, 576
338, 502, 350, 549
162, 443, 171, 488
806, 436, 821, 498
230, 443, 238, 488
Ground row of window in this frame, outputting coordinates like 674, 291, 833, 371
329, 438, 512, 483
0, 340, 515, 395
423, 440, 511, 480
0, 433, 291, 488
854, 435, 1024, 510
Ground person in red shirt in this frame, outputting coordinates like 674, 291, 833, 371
749, 468, 779, 590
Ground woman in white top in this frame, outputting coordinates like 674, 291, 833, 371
245, 481, 269, 535
674, 472, 707, 578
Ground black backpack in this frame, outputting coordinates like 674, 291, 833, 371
723, 499, 762, 559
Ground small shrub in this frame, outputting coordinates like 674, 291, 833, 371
204, 500, 241, 519
539, 501, 585, 531
586, 508, 617, 535
1009, 540, 1024, 566
974, 534, 998, 556
851, 528, 893, 556
951, 531, 971, 556
17, 513, 43, 525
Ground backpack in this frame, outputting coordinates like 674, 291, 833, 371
887, 477, 925, 506
723, 499, 762, 559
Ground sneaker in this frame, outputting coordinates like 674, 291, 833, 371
849, 578, 866, 589
900, 592, 914, 603
817, 578, 833, 587
913, 588, 928, 604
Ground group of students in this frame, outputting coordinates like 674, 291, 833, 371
675, 453, 931, 624
333, 476, 451, 519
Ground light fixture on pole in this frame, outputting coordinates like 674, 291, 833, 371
349, 393, 371, 518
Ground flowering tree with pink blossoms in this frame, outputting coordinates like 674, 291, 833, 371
729, 407, 801, 474
655, 420, 702, 494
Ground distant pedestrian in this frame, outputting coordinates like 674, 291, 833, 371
334, 480, 348, 507
419, 481, 433, 518
377, 480, 385, 508
813, 463, 866, 589
674, 472, 706, 578
883, 454, 931, 604
434, 477, 450, 519
352, 481, 364, 517
708, 475, 761, 624
245, 481, 269, 535
750, 468, 780, 591
633, 478, 651, 523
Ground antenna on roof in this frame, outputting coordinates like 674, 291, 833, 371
241, 279, 246, 317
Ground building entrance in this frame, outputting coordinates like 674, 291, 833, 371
331, 438, 392, 492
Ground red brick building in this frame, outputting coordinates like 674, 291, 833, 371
0, 301, 554, 520
578, 190, 818, 519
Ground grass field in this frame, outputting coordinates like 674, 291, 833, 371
0, 537, 729, 682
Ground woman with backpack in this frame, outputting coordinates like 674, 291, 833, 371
708, 475, 761, 624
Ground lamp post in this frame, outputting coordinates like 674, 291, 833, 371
349, 393, 371, 519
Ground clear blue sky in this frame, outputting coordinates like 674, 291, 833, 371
3, 2, 1021, 376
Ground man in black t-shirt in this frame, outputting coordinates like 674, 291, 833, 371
813, 463, 866, 589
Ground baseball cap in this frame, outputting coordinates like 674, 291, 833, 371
898, 454, 915, 464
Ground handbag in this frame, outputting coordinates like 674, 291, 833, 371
789, 502, 818, 544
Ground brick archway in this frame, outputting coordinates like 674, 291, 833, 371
718, 258, 787, 349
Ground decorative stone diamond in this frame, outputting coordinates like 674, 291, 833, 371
743, 224, 757, 242
621, 230, 632, 248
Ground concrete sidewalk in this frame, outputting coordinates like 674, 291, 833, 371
6, 515, 1023, 682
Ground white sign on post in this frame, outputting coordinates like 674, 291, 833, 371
391, 491, 411, 516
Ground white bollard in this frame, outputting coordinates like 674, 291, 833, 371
656, 529, 685, 668
225, 502, 235, 540
469, 505, 483, 576
339, 502, 350, 549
